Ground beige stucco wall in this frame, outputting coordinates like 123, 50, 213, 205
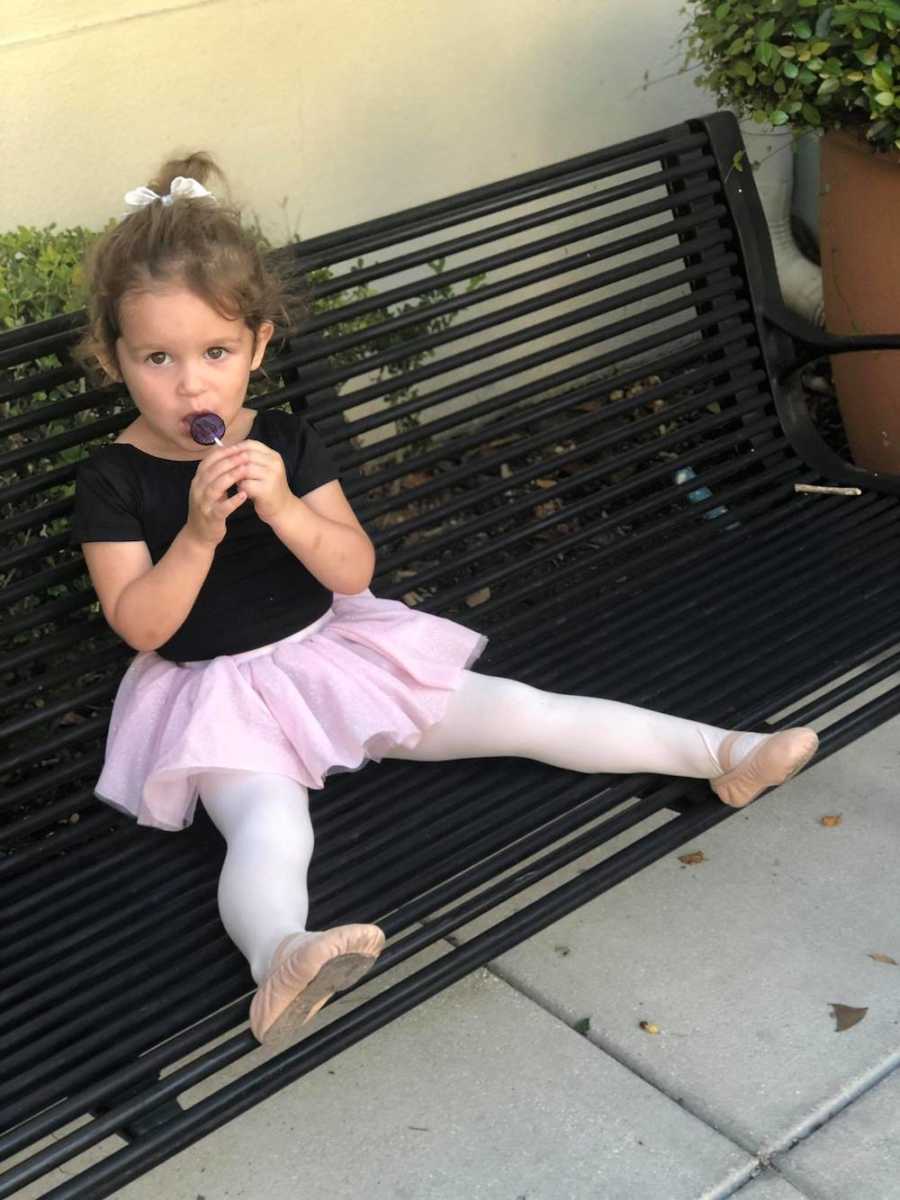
2, 0, 710, 243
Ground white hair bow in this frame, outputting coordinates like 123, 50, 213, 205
121, 176, 214, 217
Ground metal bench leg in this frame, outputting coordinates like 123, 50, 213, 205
88, 1074, 185, 1142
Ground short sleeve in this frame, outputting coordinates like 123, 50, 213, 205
69, 454, 146, 545
291, 417, 341, 497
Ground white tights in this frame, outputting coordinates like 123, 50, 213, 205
198, 670, 763, 984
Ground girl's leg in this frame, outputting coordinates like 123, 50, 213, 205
196, 769, 385, 1045
385, 672, 816, 804
197, 770, 315, 985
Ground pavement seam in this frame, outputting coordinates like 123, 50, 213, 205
452, 943, 900, 1196
719, 1164, 822, 1200
757, 1051, 900, 1164
484, 948, 900, 1193
440, 935, 762, 1163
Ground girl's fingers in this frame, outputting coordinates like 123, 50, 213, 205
203, 464, 248, 500
228, 446, 279, 470
205, 456, 248, 487
216, 490, 247, 515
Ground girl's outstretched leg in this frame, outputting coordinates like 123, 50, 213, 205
197, 769, 315, 984
197, 770, 384, 1045
386, 672, 817, 807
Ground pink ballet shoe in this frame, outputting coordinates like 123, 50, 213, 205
249, 923, 386, 1047
711, 727, 819, 808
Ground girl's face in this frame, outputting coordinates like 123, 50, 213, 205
111, 283, 274, 456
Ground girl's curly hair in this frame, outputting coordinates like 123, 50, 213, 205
71, 150, 310, 387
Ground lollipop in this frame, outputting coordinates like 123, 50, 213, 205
190, 412, 225, 447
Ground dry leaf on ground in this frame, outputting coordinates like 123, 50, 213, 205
402, 471, 432, 488
639, 1021, 660, 1035
830, 1003, 868, 1032
534, 498, 563, 520
678, 851, 706, 866
820, 814, 843, 827
465, 587, 491, 608
59, 711, 87, 726
868, 953, 898, 966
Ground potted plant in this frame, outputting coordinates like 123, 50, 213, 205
681, 0, 900, 472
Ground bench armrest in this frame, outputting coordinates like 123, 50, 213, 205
763, 300, 900, 496
700, 112, 900, 496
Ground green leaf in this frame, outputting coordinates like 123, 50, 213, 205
810, 41, 831, 56
771, 109, 790, 125
818, 76, 841, 96
855, 45, 879, 67
859, 13, 881, 32
874, 90, 895, 106
815, 7, 834, 37
715, 2, 731, 19
752, 108, 768, 124
792, 19, 812, 38
885, 2, 900, 20
802, 102, 822, 125
778, 44, 797, 58
757, 17, 776, 40
873, 66, 893, 91
756, 41, 776, 66
783, 60, 800, 78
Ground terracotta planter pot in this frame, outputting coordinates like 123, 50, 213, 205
820, 129, 900, 472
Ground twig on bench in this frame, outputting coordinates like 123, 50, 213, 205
794, 484, 863, 497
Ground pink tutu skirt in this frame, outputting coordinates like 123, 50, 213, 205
94, 590, 488, 832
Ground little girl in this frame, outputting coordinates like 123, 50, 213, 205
71, 152, 819, 1049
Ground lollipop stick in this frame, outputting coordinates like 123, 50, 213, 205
213, 437, 223, 447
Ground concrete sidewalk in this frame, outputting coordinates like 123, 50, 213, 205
29, 712, 900, 1199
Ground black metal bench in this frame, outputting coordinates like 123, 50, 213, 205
3, 110, 900, 1198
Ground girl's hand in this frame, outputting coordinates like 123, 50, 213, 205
184, 446, 249, 546
227, 440, 293, 525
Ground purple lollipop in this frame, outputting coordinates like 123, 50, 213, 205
190, 412, 226, 446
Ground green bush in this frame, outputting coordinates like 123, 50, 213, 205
0, 222, 103, 329
681, 0, 900, 151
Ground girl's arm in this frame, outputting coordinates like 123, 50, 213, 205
267, 480, 376, 595
82, 444, 249, 651
83, 529, 216, 652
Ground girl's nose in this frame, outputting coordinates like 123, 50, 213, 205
177, 362, 205, 395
